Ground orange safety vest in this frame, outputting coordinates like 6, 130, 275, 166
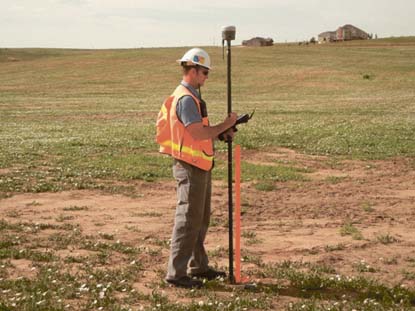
156, 84, 214, 171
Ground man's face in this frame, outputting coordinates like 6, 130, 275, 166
193, 67, 209, 87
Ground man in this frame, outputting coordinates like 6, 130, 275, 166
156, 48, 237, 288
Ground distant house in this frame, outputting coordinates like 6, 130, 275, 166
242, 37, 274, 47
318, 24, 369, 43
318, 31, 337, 43
337, 24, 369, 41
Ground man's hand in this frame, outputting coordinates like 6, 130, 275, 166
223, 112, 237, 129
222, 127, 235, 142
217, 112, 237, 141
187, 112, 238, 141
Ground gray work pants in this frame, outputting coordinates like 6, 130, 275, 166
166, 159, 211, 280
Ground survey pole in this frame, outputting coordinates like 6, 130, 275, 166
222, 25, 236, 284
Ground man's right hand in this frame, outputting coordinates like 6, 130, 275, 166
188, 112, 238, 142
224, 112, 237, 129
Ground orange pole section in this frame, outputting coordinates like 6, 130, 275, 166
234, 144, 241, 283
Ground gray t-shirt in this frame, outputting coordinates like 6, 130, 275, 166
176, 81, 203, 127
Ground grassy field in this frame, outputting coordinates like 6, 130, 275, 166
1, 38, 415, 310
1, 37, 415, 197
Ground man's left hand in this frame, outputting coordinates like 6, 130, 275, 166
223, 128, 235, 142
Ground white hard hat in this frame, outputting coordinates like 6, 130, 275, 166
177, 48, 211, 69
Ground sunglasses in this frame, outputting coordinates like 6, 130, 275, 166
201, 70, 209, 76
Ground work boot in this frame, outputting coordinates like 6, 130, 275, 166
190, 268, 227, 281
166, 276, 203, 289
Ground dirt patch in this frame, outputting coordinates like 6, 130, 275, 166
7, 259, 37, 280
0, 168, 12, 175
1, 149, 415, 308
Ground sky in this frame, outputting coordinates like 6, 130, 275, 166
1, 0, 414, 49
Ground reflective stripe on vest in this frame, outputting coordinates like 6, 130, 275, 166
156, 84, 214, 171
